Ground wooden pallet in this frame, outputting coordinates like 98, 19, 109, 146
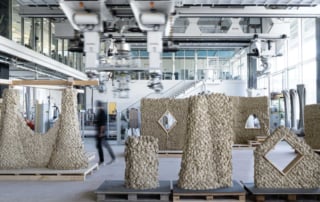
255, 136, 268, 143
0, 162, 98, 181
158, 150, 183, 158
173, 180, 246, 202
233, 144, 253, 150
248, 140, 261, 147
95, 180, 171, 202
244, 182, 320, 202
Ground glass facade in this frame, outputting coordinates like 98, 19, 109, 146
256, 18, 317, 104
8, 1, 84, 71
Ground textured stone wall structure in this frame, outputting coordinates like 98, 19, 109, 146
231, 96, 269, 144
48, 89, 88, 169
178, 94, 233, 190
141, 96, 269, 149
304, 104, 320, 149
254, 127, 320, 188
0, 88, 88, 170
125, 136, 159, 189
141, 98, 189, 151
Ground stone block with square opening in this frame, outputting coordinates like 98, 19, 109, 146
141, 98, 189, 151
254, 126, 320, 188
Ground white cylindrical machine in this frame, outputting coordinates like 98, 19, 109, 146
140, 12, 166, 25
73, 13, 99, 25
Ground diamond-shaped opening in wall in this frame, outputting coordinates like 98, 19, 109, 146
264, 139, 303, 175
158, 110, 177, 134
245, 114, 261, 129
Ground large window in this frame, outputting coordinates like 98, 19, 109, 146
257, 18, 317, 104
11, 0, 21, 44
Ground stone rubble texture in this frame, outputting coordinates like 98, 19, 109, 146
230, 96, 270, 144
178, 94, 233, 190
124, 136, 159, 189
254, 126, 320, 188
0, 88, 88, 170
304, 104, 320, 149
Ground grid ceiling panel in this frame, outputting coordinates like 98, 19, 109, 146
181, 0, 320, 5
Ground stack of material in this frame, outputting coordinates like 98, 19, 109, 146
48, 89, 88, 169
141, 98, 189, 150
0, 88, 88, 170
254, 126, 320, 188
304, 104, 320, 149
178, 94, 233, 190
125, 136, 159, 189
230, 96, 269, 144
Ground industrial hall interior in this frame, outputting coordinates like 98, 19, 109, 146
1, 0, 320, 202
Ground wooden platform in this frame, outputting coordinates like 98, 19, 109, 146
95, 180, 171, 202
0, 162, 98, 181
233, 144, 253, 150
248, 140, 261, 147
255, 136, 267, 143
172, 180, 246, 202
244, 182, 320, 202
158, 150, 183, 158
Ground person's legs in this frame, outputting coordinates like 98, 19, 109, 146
96, 137, 104, 163
103, 139, 116, 163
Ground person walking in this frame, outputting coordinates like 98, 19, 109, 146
95, 101, 116, 165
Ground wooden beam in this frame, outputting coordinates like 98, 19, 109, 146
73, 80, 99, 86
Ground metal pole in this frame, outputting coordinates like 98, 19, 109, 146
316, 18, 320, 103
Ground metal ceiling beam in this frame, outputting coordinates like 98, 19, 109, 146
176, 6, 320, 17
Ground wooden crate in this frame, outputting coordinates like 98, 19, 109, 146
173, 180, 246, 202
0, 162, 98, 181
244, 182, 320, 202
95, 180, 171, 202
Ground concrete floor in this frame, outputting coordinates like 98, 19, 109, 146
0, 138, 317, 202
